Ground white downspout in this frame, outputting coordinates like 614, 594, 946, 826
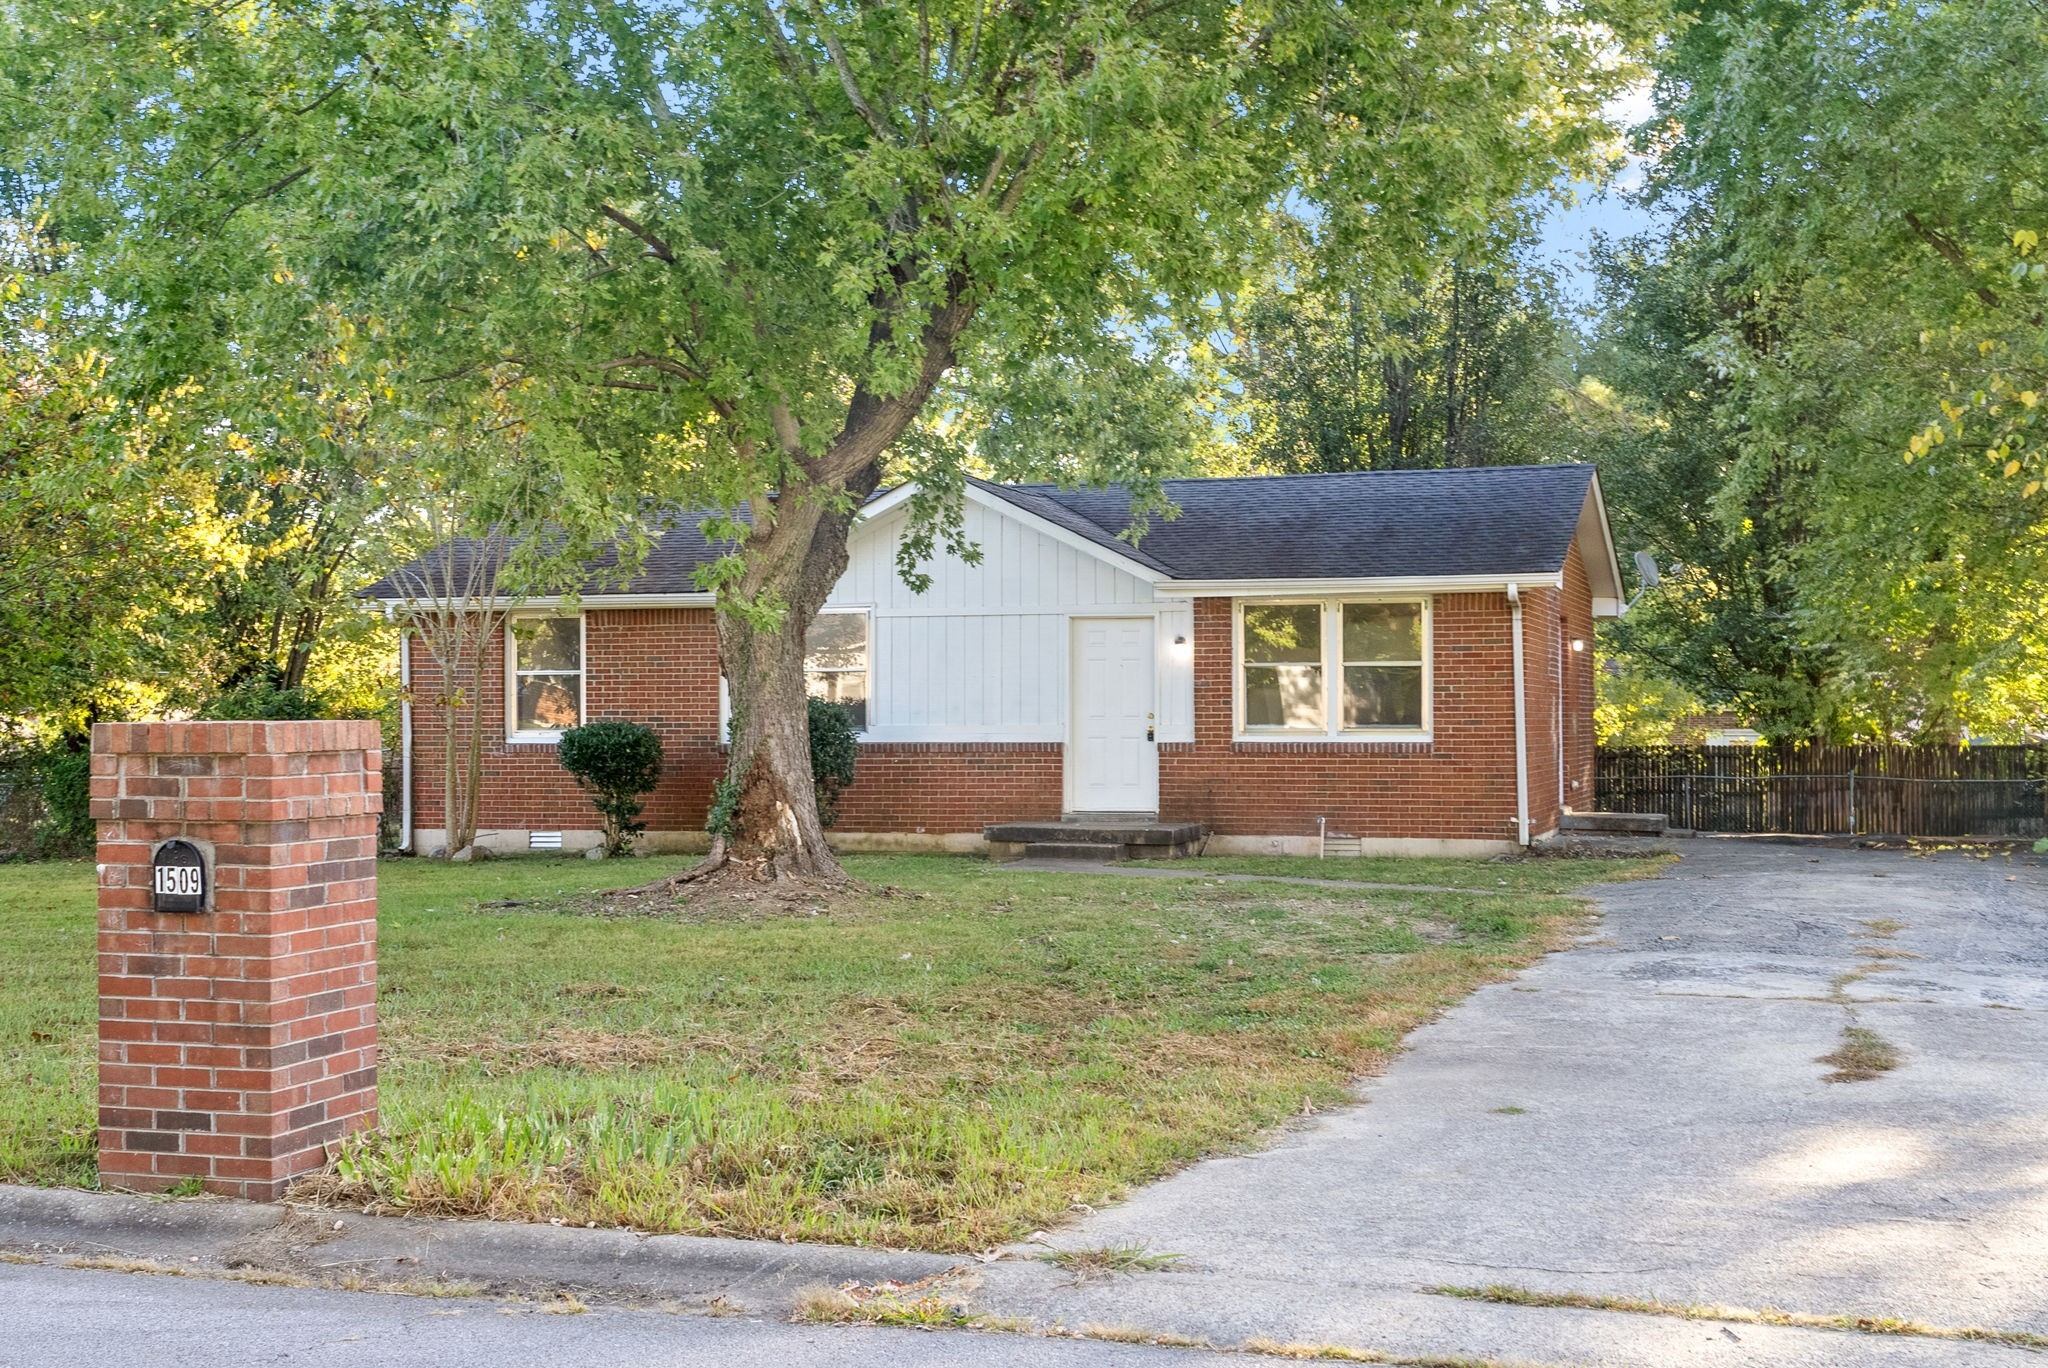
1508, 583, 1530, 848
388, 605, 415, 854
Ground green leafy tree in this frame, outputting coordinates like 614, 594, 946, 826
1227, 242, 1576, 474
1575, 226, 1840, 738
8, 0, 1658, 882
558, 721, 666, 856
1619, 0, 2048, 740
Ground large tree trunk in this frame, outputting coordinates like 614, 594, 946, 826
710, 469, 883, 882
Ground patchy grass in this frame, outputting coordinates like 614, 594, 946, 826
1816, 1024, 1903, 1082
793, 1275, 981, 1327
1082, 1324, 1212, 1349
1041, 1241, 1184, 1276
1122, 854, 1668, 894
2, 852, 1580, 1250
1430, 1285, 2048, 1353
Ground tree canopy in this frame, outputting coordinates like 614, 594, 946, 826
6, 0, 1658, 870
1578, 0, 2048, 741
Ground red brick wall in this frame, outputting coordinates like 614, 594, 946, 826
1161, 594, 1535, 843
418, 589, 1594, 846
832, 744, 1064, 831
1560, 544, 1597, 810
408, 608, 725, 838
1524, 581, 1564, 842
92, 720, 380, 1200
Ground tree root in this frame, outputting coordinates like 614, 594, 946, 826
614, 837, 730, 896
608, 838, 858, 902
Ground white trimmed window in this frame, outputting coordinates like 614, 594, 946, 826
804, 609, 869, 730
507, 615, 584, 740
1236, 598, 1430, 738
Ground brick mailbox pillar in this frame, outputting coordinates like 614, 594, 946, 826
93, 721, 381, 1199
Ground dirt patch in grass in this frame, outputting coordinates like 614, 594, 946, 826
1817, 1024, 1903, 1082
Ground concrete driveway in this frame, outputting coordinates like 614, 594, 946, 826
976, 841, 2048, 1366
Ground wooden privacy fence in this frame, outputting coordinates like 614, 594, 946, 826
1596, 745, 2048, 838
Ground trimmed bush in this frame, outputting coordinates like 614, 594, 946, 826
557, 721, 665, 856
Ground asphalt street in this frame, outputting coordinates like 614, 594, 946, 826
0, 1261, 1213, 1368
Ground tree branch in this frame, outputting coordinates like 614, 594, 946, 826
600, 204, 678, 263
212, 164, 311, 232
807, 14, 897, 143
758, 0, 824, 118
1904, 211, 2001, 309
602, 354, 703, 381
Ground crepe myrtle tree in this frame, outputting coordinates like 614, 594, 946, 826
6, 0, 1657, 885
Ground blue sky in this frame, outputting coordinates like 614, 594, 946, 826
1528, 84, 1664, 315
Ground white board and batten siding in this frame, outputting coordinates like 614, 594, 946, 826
826, 497, 1194, 746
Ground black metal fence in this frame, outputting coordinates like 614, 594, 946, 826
1596, 744, 2048, 838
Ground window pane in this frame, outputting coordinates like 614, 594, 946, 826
1343, 665, 1423, 729
517, 674, 580, 731
805, 613, 867, 672
1244, 664, 1325, 729
517, 618, 581, 671
807, 670, 868, 730
1243, 604, 1322, 664
1343, 603, 1421, 662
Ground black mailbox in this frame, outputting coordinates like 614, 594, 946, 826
152, 840, 208, 914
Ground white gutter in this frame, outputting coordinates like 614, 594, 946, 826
1507, 582, 1530, 848
386, 603, 414, 854
1159, 572, 1562, 597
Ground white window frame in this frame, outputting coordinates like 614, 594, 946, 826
804, 606, 873, 733
505, 612, 587, 743
1233, 596, 1432, 742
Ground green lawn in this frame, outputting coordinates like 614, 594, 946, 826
0, 851, 1643, 1250
1124, 852, 1671, 893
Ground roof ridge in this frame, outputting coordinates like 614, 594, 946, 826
993, 462, 1592, 494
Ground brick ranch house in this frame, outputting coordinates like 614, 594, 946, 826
367, 464, 1625, 858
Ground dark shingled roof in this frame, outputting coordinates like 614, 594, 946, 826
357, 511, 747, 601
977, 463, 1599, 581
362, 464, 1599, 599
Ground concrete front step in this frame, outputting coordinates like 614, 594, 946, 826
986, 818, 1209, 863
1561, 811, 1669, 835
1021, 841, 1127, 862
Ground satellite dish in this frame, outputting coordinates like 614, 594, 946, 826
1633, 550, 1661, 590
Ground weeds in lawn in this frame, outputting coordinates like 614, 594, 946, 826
1, 853, 1601, 1250
1816, 1025, 1903, 1082
1040, 1241, 1184, 1276
793, 1275, 979, 1327
1429, 1285, 2048, 1352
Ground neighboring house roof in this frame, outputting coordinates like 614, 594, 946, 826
364, 463, 1615, 603
971, 464, 1601, 583
358, 511, 747, 602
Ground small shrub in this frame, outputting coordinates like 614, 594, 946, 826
198, 675, 324, 720
808, 697, 859, 828
557, 722, 664, 856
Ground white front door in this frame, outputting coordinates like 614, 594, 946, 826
1068, 617, 1158, 815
